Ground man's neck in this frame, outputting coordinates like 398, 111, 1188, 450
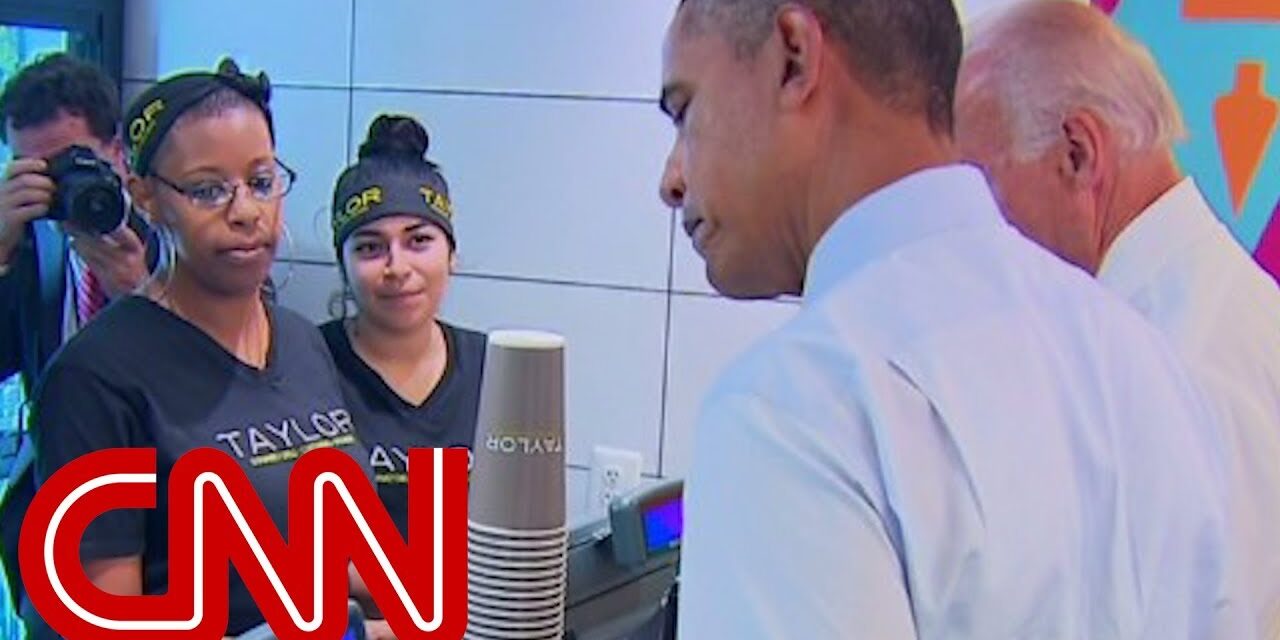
1092, 148, 1182, 274
801, 114, 957, 262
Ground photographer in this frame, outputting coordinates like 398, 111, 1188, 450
0, 52, 153, 621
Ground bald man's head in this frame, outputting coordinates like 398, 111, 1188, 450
958, 0, 1184, 162
954, 0, 1185, 273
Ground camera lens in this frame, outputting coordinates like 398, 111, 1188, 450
67, 182, 125, 235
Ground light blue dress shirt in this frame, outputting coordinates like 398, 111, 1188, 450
678, 165, 1252, 639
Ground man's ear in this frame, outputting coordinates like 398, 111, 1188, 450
1057, 109, 1107, 190
775, 5, 825, 110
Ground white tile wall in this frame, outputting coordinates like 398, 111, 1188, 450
124, 0, 353, 85
567, 466, 590, 526
670, 213, 717, 295
661, 295, 798, 478
440, 276, 668, 475
272, 88, 352, 261
270, 261, 343, 323
351, 0, 676, 99
348, 90, 674, 289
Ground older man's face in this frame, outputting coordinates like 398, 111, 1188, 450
657, 9, 803, 299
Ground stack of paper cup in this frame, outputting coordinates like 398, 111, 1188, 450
466, 330, 568, 639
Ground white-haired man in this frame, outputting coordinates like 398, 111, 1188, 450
956, 1, 1280, 635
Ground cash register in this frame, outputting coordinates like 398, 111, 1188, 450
564, 479, 682, 639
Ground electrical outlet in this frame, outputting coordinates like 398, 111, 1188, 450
587, 446, 643, 516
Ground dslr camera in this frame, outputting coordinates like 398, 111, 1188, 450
45, 144, 126, 234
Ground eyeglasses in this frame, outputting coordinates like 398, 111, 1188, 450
150, 158, 297, 210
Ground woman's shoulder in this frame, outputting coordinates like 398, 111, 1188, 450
53, 296, 168, 370
271, 304, 322, 333
316, 317, 347, 350
37, 297, 170, 409
442, 322, 486, 355
271, 305, 335, 349
269, 306, 347, 379
440, 322, 487, 385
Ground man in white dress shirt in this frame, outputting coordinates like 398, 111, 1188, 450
657, 0, 1253, 637
956, 2, 1280, 636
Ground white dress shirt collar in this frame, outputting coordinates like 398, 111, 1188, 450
804, 163, 1004, 303
1098, 176, 1210, 298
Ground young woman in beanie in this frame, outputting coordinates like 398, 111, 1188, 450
322, 114, 485, 538
28, 59, 368, 638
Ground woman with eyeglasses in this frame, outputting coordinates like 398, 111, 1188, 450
27, 59, 368, 639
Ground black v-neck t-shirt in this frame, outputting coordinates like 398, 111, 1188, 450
31, 296, 370, 636
319, 319, 485, 538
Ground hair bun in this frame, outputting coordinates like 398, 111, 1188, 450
215, 57, 271, 104
215, 57, 242, 77
358, 114, 429, 161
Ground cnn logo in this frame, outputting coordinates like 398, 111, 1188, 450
19, 447, 468, 639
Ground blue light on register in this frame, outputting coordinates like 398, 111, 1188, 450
643, 497, 683, 553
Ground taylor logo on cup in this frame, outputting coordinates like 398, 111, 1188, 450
484, 432, 563, 455
19, 446, 469, 639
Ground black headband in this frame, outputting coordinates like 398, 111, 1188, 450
331, 164, 455, 252
124, 60, 273, 176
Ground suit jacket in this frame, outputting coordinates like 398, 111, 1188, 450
0, 218, 67, 614
0, 211, 156, 615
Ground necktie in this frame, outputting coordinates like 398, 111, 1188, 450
76, 267, 107, 325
